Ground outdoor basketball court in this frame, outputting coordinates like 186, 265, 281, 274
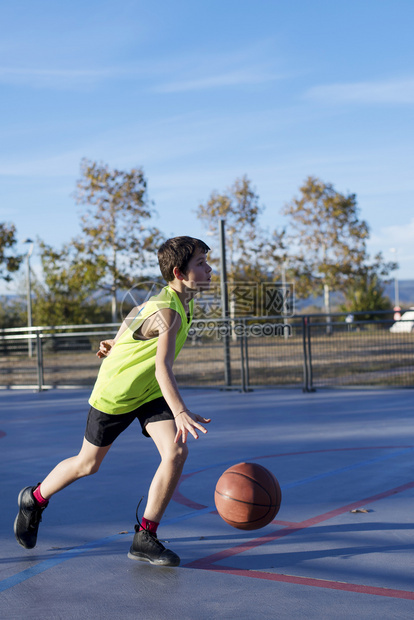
1, 386, 413, 618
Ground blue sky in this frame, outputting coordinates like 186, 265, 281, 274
1, 0, 413, 294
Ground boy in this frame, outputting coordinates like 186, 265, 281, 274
14, 236, 212, 567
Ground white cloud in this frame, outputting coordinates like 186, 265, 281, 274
149, 39, 284, 93
0, 39, 284, 93
0, 66, 111, 89
368, 218, 414, 279
152, 68, 281, 93
0, 64, 149, 90
372, 218, 414, 246
0, 61, 279, 92
305, 77, 414, 105
0, 148, 86, 177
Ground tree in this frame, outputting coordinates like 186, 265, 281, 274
283, 177, 371, 314
0, 295, 26, 328
0, 222, 23, 282
283, 177, 397, 325
32, 240, 111, 326
196, 177, 297, 319
196, 175, 264, 278
75, 159, 163, 322
340, 256, 394, 320
257, 228, 296, 317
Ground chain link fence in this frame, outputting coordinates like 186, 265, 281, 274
0, 312, 413, 391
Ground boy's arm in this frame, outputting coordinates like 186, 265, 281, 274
155, 308, 211, 444
97, 304, 145, 358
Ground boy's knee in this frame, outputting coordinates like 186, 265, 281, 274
77, 458, 101, 477
169, 443, 188, 466
180, 444, 189, 462
86, 461, 101, 476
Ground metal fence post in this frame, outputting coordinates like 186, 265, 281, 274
36, 332, 44, 392
244, 321, 250, 390
239, 322, 247, 392
306, 316, 315, 392
302, 316, 309, 392
238, 319, 251, 393
219, 219, 231, 386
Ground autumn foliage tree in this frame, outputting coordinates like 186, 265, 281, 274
196, 175, 396, 320
0, 222, 22, 282
32, 240, 109, 326
75, 159, 163, 321
340, 258, 394, 319
282, 177, 369, 301
283, 178, 377, 310
196, 175, 264, 278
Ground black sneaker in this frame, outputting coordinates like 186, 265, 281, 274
14, 486, 48, 549
128, 525, 180, 567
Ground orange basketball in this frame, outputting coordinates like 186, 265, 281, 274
214, 462, 282, 530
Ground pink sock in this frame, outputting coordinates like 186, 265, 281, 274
139, 517, 159, 534
33, 485, 49, 507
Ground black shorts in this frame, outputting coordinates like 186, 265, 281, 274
84, 397, 174, 447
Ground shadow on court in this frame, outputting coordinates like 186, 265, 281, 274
1, 387, 414, 619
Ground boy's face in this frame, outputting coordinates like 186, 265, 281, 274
179, 249, 212, 291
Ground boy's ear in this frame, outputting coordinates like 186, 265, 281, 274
173, 266, 185, 281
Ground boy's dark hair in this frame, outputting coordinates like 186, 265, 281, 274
158, 236, 210, 282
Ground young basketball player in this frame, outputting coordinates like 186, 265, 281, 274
14, 236, 212, 567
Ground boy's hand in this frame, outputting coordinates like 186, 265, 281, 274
174, 410, 211, 444
96, 339, 115, 358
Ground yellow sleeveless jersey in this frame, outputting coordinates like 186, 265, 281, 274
89, 286, 193, 414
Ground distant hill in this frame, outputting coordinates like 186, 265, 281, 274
382, 280, 414, 306
295, 280, 414, 312
2, 280, 414, 315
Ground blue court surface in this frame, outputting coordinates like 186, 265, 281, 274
1, 387, 414, 619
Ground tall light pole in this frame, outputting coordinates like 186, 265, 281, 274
23, 238, 34, 357
321, 243, 332, 335
219, 219, 231, 386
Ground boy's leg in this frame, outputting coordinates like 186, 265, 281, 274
128, 419, 187, 566
40, 438, 112, 499
14, 439, 112, 549
143, 419, 188, 523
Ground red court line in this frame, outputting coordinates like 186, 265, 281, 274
205, 568, 414, 601
172, 472, 208, 510
185, 479, 414, 599
251, 445, 414, 461
272, 520, 298, 527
